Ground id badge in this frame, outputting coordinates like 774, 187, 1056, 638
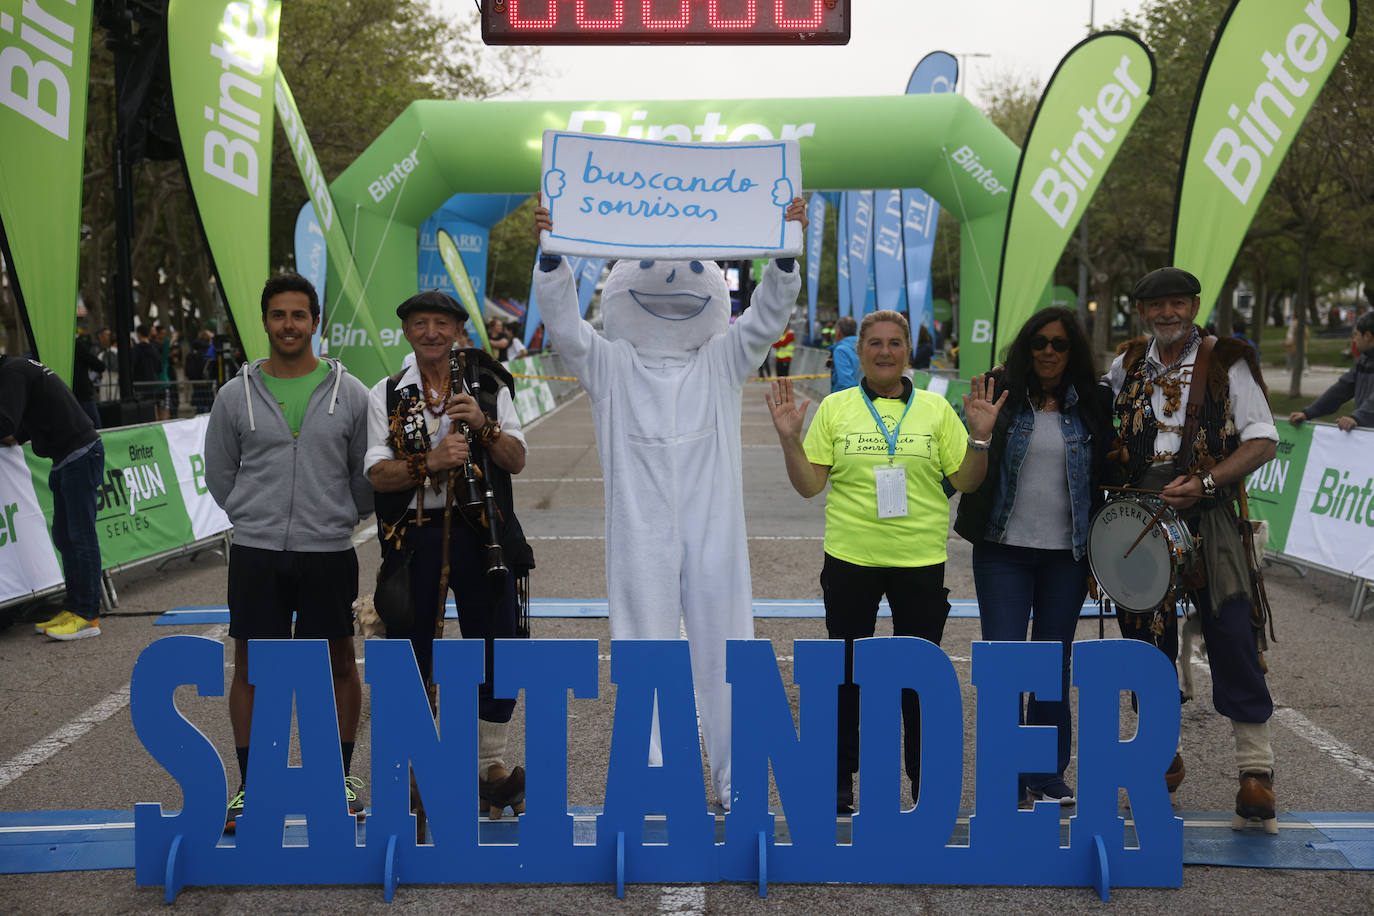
874, 464, 908, 518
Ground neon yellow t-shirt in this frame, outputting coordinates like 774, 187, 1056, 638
261, 362, 330, 438
803, 383, 968, 567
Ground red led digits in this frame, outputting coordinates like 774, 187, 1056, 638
775, 0, 823, 29
642, 0, 690, 29
482, 0, 850, 45
576, 0, 625, 28
707, 0, 757, 29
508, 0, 557, 28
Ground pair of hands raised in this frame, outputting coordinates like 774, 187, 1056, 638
765, 374, 1006, 441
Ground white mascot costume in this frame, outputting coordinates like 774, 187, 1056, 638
533, 254, 801, 806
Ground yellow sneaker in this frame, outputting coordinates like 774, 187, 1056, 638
44, 612, 100, 640
33, 610, 69, 633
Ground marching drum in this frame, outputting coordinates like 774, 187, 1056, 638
1087, 496, 1196, 612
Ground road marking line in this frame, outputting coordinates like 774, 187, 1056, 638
1193, 664, 1374, 786
1271, 707, 1374, 786
0, 688, 132, 793
0, 625, 228, 793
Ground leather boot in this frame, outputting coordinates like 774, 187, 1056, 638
480, 764, 526, 820
1166, 752, 1185, 793
1233, 770, 1278, 835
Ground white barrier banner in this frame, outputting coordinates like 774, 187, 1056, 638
539, 131, 802, 259
162, 416, 232, 542
0, 447, 63, 603
1280, 424, 1374, 581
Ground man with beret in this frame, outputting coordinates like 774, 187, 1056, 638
205, 273, 375, 832
365, 290, 533, 817
1103, 266, 1280, 833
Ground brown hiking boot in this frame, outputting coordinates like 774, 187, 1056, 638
480, 764, 526, 820
1165, 753, 1186, 793
1233, 770, 1277, 835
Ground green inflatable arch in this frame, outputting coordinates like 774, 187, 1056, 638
326, 94, 1018, 384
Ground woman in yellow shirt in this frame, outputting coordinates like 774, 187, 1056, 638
767, 309, 1005, 814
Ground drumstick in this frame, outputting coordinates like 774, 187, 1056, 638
1122, 502, 1172, 559
1103, 484, 1165, 496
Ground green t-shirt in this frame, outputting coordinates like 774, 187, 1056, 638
803, 384, 968, 567
261, 361, 330, 437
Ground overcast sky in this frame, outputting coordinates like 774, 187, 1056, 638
439, 0, 1150, 107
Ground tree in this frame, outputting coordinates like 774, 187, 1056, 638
1, 3, 541, 357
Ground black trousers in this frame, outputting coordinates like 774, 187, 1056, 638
821, 554, 951, 788
1116, 584, 1272, 723
398, 523, 520, 723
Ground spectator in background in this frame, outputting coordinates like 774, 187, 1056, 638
771, 324, 796, 377
72, 309, 104, 428
487, 318, 513, 361
827, 316, 859, 392
506, 323, 527, 362
132, 324, 161, 395
97, 328, 119, 402
1288, 311, 1374, 432
1231, 316, 1257, 351
0, 354, 105, 640
186, 330, 215, 414
913, 325, 935, 371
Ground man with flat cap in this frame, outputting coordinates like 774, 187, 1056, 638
1103, 266, 1280, 833
365, 290, 533, 817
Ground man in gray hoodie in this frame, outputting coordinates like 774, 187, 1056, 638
205, 273, 374, 833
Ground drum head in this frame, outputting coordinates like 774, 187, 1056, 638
1088, 499, 1173, 612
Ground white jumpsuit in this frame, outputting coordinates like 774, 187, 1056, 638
533, 257, 801, 805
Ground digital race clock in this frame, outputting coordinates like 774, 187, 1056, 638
481, 0, 851, 45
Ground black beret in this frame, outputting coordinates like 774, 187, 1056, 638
396, 289, 468, 321
1132, 267, 1201, 301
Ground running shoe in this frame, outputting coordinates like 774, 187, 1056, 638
33, 610, 68, 632
346, 775, 367, 818
43, 612, 100, 640
225, 785, 245, 833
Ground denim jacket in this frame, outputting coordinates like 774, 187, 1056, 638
955, 380, 1111, 561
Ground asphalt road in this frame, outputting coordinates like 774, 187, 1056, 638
1, 375, 1372, 914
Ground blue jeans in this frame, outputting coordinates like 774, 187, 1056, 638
972, 540, 1087, 790
49, 441, 105, 620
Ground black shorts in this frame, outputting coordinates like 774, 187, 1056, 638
227, 544, 358, 640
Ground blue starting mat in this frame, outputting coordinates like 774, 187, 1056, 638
4, 808, 1372, 875
155, 599, 1114, 626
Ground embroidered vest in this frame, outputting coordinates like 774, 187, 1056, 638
1110, 333, 1266, 487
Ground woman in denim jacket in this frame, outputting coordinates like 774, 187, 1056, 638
954, 307, 1114, 807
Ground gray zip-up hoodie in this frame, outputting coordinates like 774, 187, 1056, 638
205, 357, 374, 551
1301, 350, 1374, 427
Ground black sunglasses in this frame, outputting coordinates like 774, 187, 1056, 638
1031, 335, 1071, 353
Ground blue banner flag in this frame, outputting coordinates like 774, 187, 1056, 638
805, 194, 827, 341
902, 51, 959, 344
873, 189, 906, 313
293, 203, 327, 355
844, 191, 875, 316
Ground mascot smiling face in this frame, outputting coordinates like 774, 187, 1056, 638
601, 259, 730, 352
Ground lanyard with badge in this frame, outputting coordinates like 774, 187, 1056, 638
861, 387, 913, 518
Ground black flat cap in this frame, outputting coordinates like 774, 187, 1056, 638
396, 289, 468, 321
1132, 267, 1201, 301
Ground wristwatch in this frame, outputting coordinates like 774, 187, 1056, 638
1198, 471, 1218, 498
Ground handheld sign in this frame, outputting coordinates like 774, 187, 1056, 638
539, 131, 803, 260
